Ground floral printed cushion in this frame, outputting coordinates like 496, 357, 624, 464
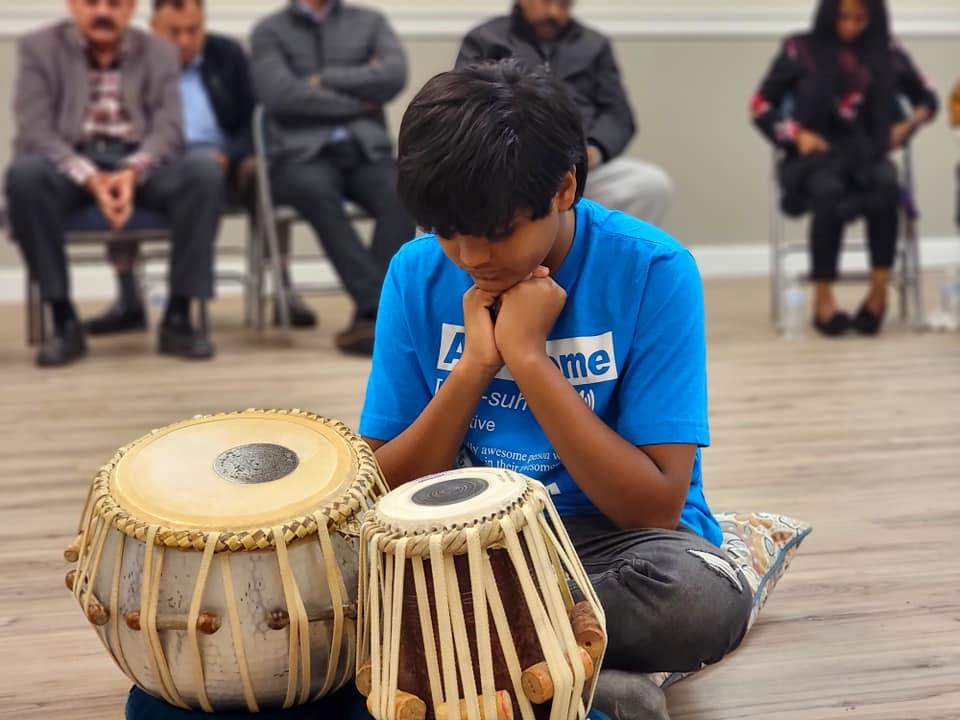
648, 512, 813, 688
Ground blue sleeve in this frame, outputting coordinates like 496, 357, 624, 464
358, 255, 433, 441
615, 247, 710, 447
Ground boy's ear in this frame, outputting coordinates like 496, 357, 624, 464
555, 169, 578, 213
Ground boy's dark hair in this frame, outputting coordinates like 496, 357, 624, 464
153, 0, 203, 10
397, 59, 587, 239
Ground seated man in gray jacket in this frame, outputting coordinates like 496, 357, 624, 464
5, 0, 221, 366
251, 0, 416, 356
457, 0, 673, 226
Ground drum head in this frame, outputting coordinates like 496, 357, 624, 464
109, 410, 367, 532
375, 467, 528, 533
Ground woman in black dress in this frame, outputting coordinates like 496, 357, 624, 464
751, 0, 938, 335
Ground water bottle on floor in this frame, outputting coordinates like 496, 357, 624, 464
781, 277, 806, 339
940, 265, 960, 330
148, 283, 167, 315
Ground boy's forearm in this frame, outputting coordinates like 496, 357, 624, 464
372, 360, 495, 488
506, 353, 687, 530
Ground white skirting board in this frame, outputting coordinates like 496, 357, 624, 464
0, 237, 958, 304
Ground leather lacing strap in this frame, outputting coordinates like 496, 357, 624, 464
274, 524, 312, 708
108, 533, 138, 685
411, 555, 444, 714
142, 525, 188, 708
315, 511, 349, 697
220, 552, 259, 711
187, 533, 219, 712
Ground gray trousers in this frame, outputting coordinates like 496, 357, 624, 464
271, 141, 416, 317
565, 515, 752, 674
5, 153, 223, 302
585, 158, 673, 226
105, 152, 256, 267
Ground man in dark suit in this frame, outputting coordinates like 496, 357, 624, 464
87, 0, 317, 334
251, 0, 416, 355
6, 0, 220, 366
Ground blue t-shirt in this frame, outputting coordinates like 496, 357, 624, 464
359, 199, 721, 547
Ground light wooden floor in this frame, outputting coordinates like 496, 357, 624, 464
1, 277, 958, 719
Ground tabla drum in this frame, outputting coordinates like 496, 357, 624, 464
63, 409, 387, 712
356, 467, 606, 720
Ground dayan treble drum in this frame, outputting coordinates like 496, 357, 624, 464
356, 467, 607, 720
63, 409, 387, 712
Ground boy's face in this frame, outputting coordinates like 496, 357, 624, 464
436, 171, 578, 295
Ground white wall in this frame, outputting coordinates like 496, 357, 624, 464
0, 2, 958, 277
2, 1, 959, 36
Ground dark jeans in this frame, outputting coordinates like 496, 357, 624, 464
565, 516, 753, 674
271, 141, 415, 316
5, 151, 222, 302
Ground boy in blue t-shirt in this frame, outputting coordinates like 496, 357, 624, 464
359, 60, 752, 719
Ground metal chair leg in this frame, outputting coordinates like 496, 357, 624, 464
897, 269, 908, 324
253, 214, 267, 333
770, 244, 781, 327
770, 204, 786, 331
771, 226, 785, 330
896, 217, 908, 324
899, 145, 925, 331
270, 220, 291, 331
243, 217, 255, 328
905, 218, 924, 330
26, 276, 44, 346
197, 299, 209, 336
25, 274, 35, 346
258, 213, 288, 333
768, 153, 787, 331
251, 105, 290, 335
